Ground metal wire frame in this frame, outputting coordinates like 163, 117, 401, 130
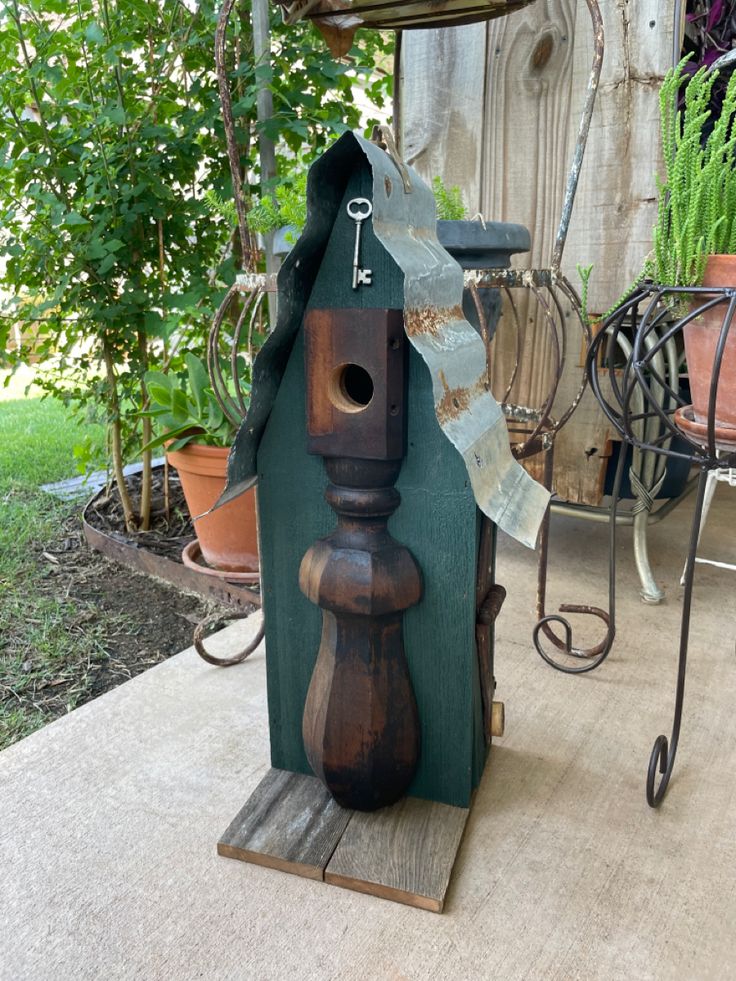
460, 0, 607, 670
208, 273, 276, 430
209, 0, 604, 671
587, 282, 736, 806
470, 269, 616, 669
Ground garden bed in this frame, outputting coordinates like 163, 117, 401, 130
1, 470, 258, 752
83, 469, 260, 611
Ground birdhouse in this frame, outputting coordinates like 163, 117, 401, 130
217, 132, 548, 909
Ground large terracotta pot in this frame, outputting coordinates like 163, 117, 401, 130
685, 254, 736, 427
166, 442, 258, 573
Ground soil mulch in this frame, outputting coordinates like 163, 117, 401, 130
8, 471, 257, 735
84, 468, 196, 562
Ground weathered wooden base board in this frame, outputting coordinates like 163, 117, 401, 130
218, 769, 469, 913
217, 768, 351, 880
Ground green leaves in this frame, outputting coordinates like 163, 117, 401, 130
99, 104, 126, 126
651, 60, 736, 287
84, 22, 106, 46
432, 176, 467, 221
62, 211, 89, 227
248, 170, 312, 236
0, 0, 392, 489
143, 354, 235, 451
186, 353, 210, 417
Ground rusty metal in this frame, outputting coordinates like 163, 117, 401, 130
194, 612, 265, 666
208, 274, 275, 431
181, 539, 260, 585
460, 0, 609, 670
370, 124, 412, 193
82, 495, 261, 613
284, 0, 539, 41
552, 0, 604, 270
532, 444, 616, 672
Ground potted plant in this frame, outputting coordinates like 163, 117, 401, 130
649, 60, 736, 431
433, 176, 530, 271
430, 176, 530, 341
143, 353, 258, 574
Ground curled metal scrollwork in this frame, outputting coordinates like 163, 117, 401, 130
587, 283, 736, 806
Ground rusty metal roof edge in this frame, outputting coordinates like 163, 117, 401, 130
365, 136, 549, 548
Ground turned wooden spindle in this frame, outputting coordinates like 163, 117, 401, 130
299, 307, 422, 811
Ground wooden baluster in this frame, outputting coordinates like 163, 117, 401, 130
299, 308, 422, 811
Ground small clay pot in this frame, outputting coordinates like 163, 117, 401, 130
685, 254, 736, 427
166, 442, 259, 573
674, 404, 736, 454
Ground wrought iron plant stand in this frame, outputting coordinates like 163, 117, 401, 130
465, 0, 617, 672
587, 284, 736, 806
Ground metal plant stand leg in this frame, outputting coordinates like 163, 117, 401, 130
533, 441, 623, 674
680, 467, 720, 584
647, 467, 709, 807
587, 283, 736, 806
533, 444, 615, 668
465, 0, 606, 669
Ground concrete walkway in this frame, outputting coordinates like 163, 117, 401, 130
1, 485, 735, 980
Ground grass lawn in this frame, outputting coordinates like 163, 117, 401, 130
0, 372, 108, 749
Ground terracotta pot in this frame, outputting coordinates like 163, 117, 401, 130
166, 442, 259, 573
685, 254, 736, 427
674, 404, 736, 454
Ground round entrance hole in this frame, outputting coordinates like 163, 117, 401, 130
329, 362, 374, 413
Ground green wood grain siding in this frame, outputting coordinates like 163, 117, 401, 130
256, 160, 488, 806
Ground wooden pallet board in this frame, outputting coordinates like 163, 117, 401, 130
219, 769, 470, 911
217, 768, 351, 880
325, 797, 470, 913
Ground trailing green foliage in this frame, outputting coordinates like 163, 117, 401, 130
581, 57, 736, 318
432, 176, 468, 221
247, 171, 309, 236
203, 189, 239, 229
650, 57, 736, 287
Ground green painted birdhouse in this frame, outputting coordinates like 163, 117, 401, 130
222, 132, 548, 809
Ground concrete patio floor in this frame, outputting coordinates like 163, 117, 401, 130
2, 483, 735, 980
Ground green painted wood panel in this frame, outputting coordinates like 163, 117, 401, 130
256, 159, 488, 806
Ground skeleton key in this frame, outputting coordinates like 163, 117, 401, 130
346, 197, 373, 289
